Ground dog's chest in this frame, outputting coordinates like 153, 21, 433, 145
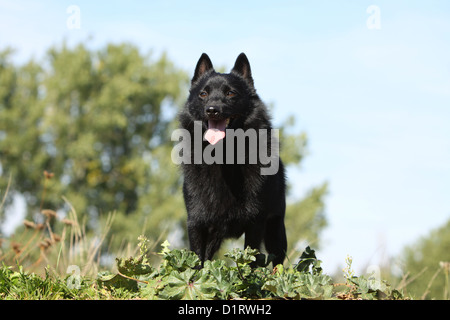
183, 164, 263, 220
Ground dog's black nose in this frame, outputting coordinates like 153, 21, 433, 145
206, 106, 220, 117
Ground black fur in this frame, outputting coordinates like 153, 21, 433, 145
179, 53, 287, 266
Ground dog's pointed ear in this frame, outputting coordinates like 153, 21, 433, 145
192, 53, 214, 84
231, 53, 254, 87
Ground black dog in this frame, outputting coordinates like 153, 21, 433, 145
178, 53, 287, 266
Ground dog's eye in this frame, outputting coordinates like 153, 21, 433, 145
199, 91, 208, 98
226, 90, 236, 97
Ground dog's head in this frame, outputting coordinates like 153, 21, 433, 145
186, 53, 256, 144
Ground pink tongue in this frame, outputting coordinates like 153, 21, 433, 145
204, 119, 227, 145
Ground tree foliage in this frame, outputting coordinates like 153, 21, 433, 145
397, 218, 450, 299
0, 43, 186, 242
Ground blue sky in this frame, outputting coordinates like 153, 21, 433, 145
1, 0, 449, 274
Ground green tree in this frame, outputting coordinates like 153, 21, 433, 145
397, 218, 450, 299
0, 43, 187, 244
0, 48, 44, 218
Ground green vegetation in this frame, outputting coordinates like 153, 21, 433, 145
395, 219, 450, 300
0, 239, 405, 300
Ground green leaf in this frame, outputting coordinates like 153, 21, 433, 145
116, 256, 153, 276
295, 246, 323, 275
159, 240, 171, 256
203, 260, 238, 299
97, 272, 138, 291
262, 273, 301, 299
161, 248, 201, 272
140, 276, 168, 299
224, 246, 259, 265
159, 269, 216, 300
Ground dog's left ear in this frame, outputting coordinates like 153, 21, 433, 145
231, 53, 254, 87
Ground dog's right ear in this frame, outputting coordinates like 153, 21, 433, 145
192, 53, 214, 84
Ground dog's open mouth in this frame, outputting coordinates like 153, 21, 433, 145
204, 118, 233, 145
